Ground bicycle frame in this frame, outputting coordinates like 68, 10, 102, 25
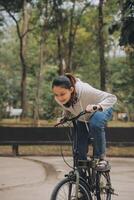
64, 112, 100, 197
52, 109, 114, 200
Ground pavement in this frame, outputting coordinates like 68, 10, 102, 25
0, 156, 134, 200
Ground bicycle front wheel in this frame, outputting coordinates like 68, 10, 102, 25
96, 171, 112, 200
51, 177, 92, 200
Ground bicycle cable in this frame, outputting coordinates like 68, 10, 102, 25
59, 122, 74, 169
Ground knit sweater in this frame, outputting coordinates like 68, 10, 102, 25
55, 79, 117, 122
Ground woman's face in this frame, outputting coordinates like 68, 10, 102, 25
52, 86, 74, 105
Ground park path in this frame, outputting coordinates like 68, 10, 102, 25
0, 156, 134, 200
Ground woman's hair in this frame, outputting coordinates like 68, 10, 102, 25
52, 73, 76, 89
52, 73, 77, 107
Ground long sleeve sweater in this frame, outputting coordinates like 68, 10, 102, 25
55, 79, 117, 122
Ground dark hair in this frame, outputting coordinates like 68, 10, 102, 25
52, 73, 76, 89
52, 73, 77, 107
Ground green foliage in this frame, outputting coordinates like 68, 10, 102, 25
0, 66, 21, 118
108, 0, 134, 47
0, 0, 133, 121
40, 65, 60, 119
109, 56, 134, 112
0, 0, 32, 12
120, 0, 134, 46
72, 7, 100, 87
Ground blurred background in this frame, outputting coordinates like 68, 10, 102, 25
0, 0, 134, 127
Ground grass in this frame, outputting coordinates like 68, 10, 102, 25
0, 145, 134, 157
0, 118, 134, 127
108, 120, 134, 127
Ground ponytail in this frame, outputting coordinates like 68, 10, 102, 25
65, 73, 77, 106
65, 73, 76, 88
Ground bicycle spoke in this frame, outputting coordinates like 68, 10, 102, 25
51, 177, 92, 200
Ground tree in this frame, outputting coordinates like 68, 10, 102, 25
98, 0, 106, 91
0, 0, 32, 117
119, 0, 134, 47
107, 0, 134, 119
109, 0, 134, 118
20, 0, 32, 117
109, 0, 134, 50
109, 56, 134, 120
32, 0, 54, 122
52, 0, 90, 74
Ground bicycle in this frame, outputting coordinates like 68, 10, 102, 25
51, 109, 116, 200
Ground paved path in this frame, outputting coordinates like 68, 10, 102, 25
0, 156, 134, 200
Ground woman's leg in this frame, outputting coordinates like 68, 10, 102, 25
72, 121, 89, 178
89, 108, 113, 159
73, 120, 89, 160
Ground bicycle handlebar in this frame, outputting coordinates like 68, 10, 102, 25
55, 106, 98, 127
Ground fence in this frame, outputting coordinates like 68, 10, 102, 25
0, 127, 134, 155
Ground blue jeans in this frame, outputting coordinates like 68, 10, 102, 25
73, 108, 113, 160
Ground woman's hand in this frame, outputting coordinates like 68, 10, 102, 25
85, 104, 102, 113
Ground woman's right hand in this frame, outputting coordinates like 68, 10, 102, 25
86, 104, 102, 113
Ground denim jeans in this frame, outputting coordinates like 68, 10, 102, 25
73, 108, 113, 160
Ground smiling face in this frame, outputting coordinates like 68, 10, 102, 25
52, 86, 74, 105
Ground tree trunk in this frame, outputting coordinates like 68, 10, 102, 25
66, 0, 76, 73
33, 1, 50, 125
20, 0, 31, 117
6, 1, 31, 117
57, 34, 66, 75
98, 0, 106, 91
33, 33, 45, 125
52, 0, 66, 75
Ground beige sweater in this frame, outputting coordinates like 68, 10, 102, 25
55, 79, 117, 122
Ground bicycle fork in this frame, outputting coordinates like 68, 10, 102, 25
74, 169, 80, 200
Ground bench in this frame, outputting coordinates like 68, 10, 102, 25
0, 127, 70, 155
0, 127, 134, 156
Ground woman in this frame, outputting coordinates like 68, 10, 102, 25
52, 74, 117, 170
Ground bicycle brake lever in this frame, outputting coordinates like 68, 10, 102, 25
54, 122, 61, 127
80, 110, 87, 115
55, 118, 68, 127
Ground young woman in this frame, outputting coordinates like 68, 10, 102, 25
52, 74, 117, 170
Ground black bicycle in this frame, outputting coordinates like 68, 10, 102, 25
51, 110, 116, 200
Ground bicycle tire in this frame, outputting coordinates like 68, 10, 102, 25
51, 177, 92, 200
96, 171, 112, 200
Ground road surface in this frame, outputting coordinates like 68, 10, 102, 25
0, 156, 134, 200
